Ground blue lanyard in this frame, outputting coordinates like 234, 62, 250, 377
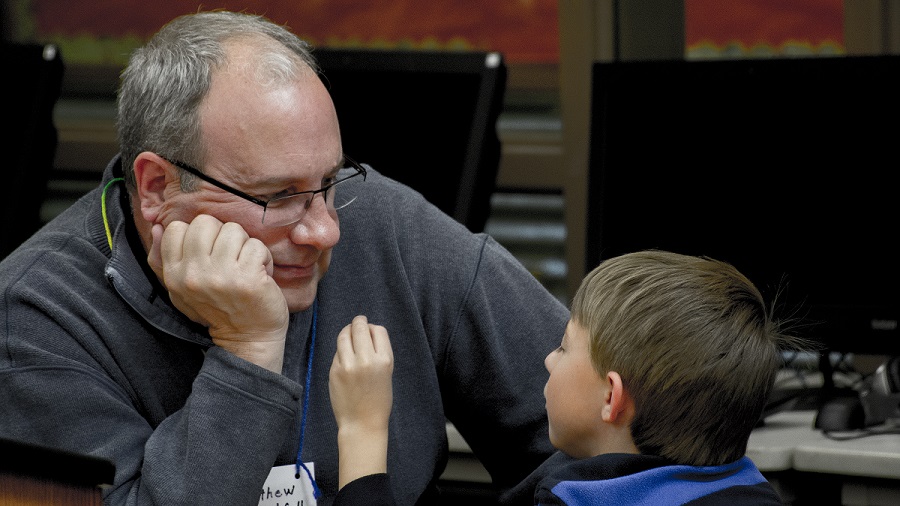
295, 298, 321, 498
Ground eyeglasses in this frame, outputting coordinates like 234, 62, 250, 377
161, 155, 367, 227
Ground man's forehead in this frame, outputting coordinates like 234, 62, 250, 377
209, 155, 343, 187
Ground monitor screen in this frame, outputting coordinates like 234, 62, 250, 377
313, 48, 507, 233
586, 56, 899, 355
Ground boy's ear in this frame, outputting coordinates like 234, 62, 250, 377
602, 371, 634, 424
133, 152, 172, 224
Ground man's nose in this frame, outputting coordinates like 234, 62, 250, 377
289, 194, 340, 248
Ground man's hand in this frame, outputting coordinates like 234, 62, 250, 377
329, 316, 394, 488
147, 215, 289, 372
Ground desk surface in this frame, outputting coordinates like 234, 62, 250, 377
447, 410, 900, 483
747, 410, 823, 472
749, 409, 900, 480
0, 437, 115, 488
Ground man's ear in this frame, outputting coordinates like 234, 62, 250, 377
133, 152, 172, 224
602, 370, 634, 425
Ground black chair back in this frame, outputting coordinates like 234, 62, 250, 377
1, 42, 64, 259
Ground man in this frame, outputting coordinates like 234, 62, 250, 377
0, 10, 568, 505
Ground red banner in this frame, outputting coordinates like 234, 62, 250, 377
27, 0, 559, 64
686, 0, 844, 54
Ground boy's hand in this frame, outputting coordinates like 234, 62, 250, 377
329, 315, 394, 488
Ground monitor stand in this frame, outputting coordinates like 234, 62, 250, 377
758, 349, 860, 426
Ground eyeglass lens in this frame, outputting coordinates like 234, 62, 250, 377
261, 168, 360, 227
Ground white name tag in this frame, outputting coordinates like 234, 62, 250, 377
259, 463, 317, 506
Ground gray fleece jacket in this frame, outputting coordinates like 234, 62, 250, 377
0, 156, 569, 505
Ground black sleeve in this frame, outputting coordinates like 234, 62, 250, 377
333, 473, 395, 506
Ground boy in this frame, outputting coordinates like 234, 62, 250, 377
332, 250, 795, 504
538, 249, 792, 505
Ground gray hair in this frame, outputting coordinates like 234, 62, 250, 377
116, 10, 318, 190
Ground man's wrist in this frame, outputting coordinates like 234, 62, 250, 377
213, 337, 286, 373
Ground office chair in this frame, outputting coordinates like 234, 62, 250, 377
1, 42, 64, 259
314, 48, 507, 233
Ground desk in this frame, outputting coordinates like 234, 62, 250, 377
443, 423, 492, 484
728, 410, 900, 506
0, 438, 114, 505
445, 412, 900, 506
748, 410, 824, 472
794, 427, 900, 479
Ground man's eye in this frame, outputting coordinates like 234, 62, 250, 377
322, 176, 338, 187
269, 189, 295, 200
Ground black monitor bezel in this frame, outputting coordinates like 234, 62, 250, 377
585, 55, 899, 356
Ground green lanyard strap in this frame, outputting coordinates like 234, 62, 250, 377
101, 178, 125, 251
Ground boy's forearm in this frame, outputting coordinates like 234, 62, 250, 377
337, 426, 389, 489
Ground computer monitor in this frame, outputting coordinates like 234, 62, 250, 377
585, 56, 899, 357
313, 47, 507, 233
